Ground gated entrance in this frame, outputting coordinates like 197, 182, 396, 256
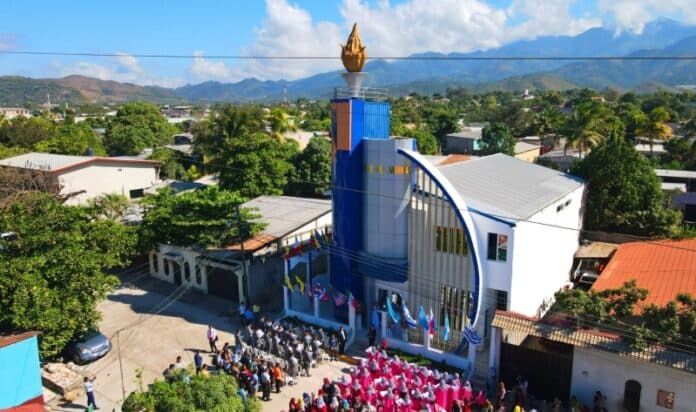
206, 266, 240, 302
500, 336, 573, 404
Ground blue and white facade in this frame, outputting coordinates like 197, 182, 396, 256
329, 89, 586, 376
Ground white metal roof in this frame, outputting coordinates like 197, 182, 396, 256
0, 153, 92, 171
514, 141, 540, 154
243, 196, 331, 238
655, 169, 696, 179
435, 153, 584, 220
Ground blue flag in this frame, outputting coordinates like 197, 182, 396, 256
418, 306, 429, 330
403, 305, 418, 329
386, 296, 401, 323
443, 312, 451, 342
371, 307, 380, 328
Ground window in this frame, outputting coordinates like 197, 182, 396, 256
153, 255, 159, 274
487, 233, 508, 262
129, 188, 144, 199
184, 262, 191, 282
623, 380, 641, 412
436, 226, 468, 255
195, 265, 202, 285
495, 290, 508, 311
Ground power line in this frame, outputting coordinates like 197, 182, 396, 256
2, 50, 696, 61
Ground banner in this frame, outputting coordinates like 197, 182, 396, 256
386, 296, 401, 323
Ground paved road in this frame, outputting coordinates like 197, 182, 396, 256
45, 269, 354, 411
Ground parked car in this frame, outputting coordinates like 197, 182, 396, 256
64, 329, 112, 364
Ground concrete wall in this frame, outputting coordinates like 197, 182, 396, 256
151, 244, 209, 293
446, 136, 479, 154
571, 347, 696, 412
514, 148, 540, 163
509, 184, 584, 316
0, 335, 43, 409
58, 162, 159, 205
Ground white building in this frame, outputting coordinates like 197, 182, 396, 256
0, 107, 32, 119
0, 152, 161, 205
362, 148, 585, 373
150, 196, 331, 310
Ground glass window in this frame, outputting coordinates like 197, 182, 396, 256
487, 233, 508, 262
436, 226, 468, 255
129, 188, 144, 199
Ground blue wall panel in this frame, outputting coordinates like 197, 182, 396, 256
0, 336, 43, 408
363, 101, 391, 139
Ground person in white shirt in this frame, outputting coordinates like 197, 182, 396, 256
83, 376, 98, 410
174, 355, 186, 370
207, 325, 218, 353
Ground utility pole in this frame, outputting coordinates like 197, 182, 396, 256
117, 330, 126, 403
235, 204, 249, 305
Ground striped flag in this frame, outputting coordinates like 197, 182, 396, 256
310, 234, 320, 249
464, 325, 483, 345
443, 312, 451, 342
285, 275, 294, 292
428, 308, 436, 336
348, 290, 358, 310
403, 305, 418, 329
334, 291, 347, 306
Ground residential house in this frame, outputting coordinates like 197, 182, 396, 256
445, 127, 483, 155
0, 107, 32, 119
149, 196, 331, 311
514, 140, 541, 162
0, 152, 161, 205
655, 168, 696, 222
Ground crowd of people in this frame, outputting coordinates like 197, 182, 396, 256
197, 318, 346, 403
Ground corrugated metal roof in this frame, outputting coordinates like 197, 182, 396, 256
435, 153, 584, 220
492, 311, 695, 373
514, 141, 539, 154
655, 169, 696, 179
243, 196, 331, 239
591, 239, 696, 311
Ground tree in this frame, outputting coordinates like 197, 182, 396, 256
148, 147, 188, 180
532, 108, 564, 149
139, 186, 264, 249
561, 102, 605, 157
104, 102, 176, 155
193, 106, 265, 161
0, 192, 137, 358
404, 126, 439, 155
661, 137, 691, 170
85, 193, 130, 221
122, 370, 260, 412
636, 106, 672, 157
425, 107, 458, 147
0, 116, 55, 148
34, 122, 107, 156
215, 133, 293, 198
571, 137, 681, 237
285, 136, 332, 197
268, 107, 297, 141
480, 122, 515, 156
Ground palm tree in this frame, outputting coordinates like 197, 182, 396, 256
533, 108, 564, 149
636, 106, 672, 157
268, 108, 297, 142
86, 193, 130, 221
562, 103, 604, 158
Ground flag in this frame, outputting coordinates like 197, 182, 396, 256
371, 307, 380, 328
314, 230, 326, 248
310, 234, 320, 249
418, 306, 429, 330
307, 284, 313, 300
292, 244, 303, 257
334, 291, 346, 306
464, 325, 483, 345
428, 308, 436, 336
295, 275, 304, 295
348, 290, 358, 310
443, 312, 451, 342
285, 275, 294, 291
386, 297, 402, 323
283, 245, 291, 260
403, 305, 418, 329
315, 282, 328, 302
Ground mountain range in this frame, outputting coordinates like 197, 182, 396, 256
2, 19, 696, 106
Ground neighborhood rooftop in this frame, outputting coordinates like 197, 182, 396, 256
0, 152, 160, 172
591, 238, 696, 310
436, 153, 584, 220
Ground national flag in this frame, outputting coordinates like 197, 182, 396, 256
371, 307, 380, 328
283, 245, 291, 260
386, 296, 401, 323
334, 291, 347, 306
307, 285, 313, 300
443, 312, 451, 342
310, 234, 320, 249
314, 230, 326, 248
418, 306, 429, 330
315, 282, 328, 302
295, 275, 305, 295
292, 244, 303, 257
285, 275, 294, 291
348, 290, 358, 310
403, 305, 418, 329
464, 325, 483, 345
428, 308, 437, 336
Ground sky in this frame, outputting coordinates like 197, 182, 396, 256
0, 0, 695, 87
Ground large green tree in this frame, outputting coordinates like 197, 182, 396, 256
480, 122, 515, 156
104, 102, 176, 155
215, 133, 293, 198
122, 369, 260, 412
286, 136, 332, 197
404, 126, 439, 155
0, 193, 137, 358
0, 116, 55, 148
636, 106, 672, 157
571, 137, 680, 237
139, 186, 264, 249
34, 122, 107, 156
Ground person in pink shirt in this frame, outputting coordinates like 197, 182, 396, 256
434, 380, 449, 410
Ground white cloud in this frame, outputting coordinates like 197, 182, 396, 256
0, 33, 17, 50
189, 51, 244, 82
598, 0, 696, 33
58, 53, 184, 87
231, 0, 603, 81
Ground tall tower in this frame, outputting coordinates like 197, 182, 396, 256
331, 24, 411, 310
